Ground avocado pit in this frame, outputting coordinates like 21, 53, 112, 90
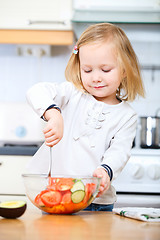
0, 201, 27, 219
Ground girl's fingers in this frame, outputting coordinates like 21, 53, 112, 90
45, 135, 60, 145
94, 171, 106, 187
93, 172, 102, 178
43, 125, 52, 134
93, 169, 111, 198
45, 134, 58, 142
99, 186, 105, 192
100, 178, 106, 187
45, 138, 60, 147
44, 132, 54, 139
43, 126, 56, 135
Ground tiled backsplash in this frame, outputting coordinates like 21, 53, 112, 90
0, 45, 73, 102
0, 42, 160, 117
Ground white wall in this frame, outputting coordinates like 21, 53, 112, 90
0, 45, 73, 102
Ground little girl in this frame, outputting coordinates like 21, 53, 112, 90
26, 23, 145, 211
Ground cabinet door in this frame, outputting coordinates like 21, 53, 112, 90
0, 156, 30, 195
0, 0, 72, 30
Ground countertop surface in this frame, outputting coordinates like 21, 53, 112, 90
0, 207, 160, 240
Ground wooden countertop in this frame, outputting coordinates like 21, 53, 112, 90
0, 207, 160, 240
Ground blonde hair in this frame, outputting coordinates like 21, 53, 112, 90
65, 23, 145, 101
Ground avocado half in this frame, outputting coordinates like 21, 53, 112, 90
0, 201, 27, 219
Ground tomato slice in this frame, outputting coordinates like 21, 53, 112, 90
35, 190, 49, 206
61, 191, 72, 204
47, 177, 59, 191
89, 183, 96, 194
83, 183, 90, 203
41, 190, 62, 207
35, 195, 44, 206
56, 178, 74, 191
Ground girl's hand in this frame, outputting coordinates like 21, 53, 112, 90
93, 168, 110, 197
43, 108, 64, 147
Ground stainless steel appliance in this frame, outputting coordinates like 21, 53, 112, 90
140, 109, 160, 149
113, 149, 160, 208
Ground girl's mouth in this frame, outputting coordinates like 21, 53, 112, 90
94, 85, 106, 89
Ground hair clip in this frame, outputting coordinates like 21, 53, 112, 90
73, 45, 78, 54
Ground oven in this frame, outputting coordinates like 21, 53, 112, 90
112, 149, 160, 208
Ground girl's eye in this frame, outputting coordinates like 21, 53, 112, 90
84, 70, 92, 73
102, 69, 111, 72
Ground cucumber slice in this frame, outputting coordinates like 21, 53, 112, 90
71, 180, 85, 193
71, 190, 85, 203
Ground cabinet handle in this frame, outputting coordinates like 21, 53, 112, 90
0, 161, 3, 166
27, 20, 67, 26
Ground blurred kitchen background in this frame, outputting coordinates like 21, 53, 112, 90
0, 0, 160, 208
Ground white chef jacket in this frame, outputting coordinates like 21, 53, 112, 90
26, 81, 137, 205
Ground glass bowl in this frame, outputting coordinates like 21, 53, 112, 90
22, 174, 101, 214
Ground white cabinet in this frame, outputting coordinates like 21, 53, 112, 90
73, 0, 160, 24
0, 0, 72, 30
0, 155, 31, 195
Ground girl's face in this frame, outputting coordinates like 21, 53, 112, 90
79, 41, 122, 104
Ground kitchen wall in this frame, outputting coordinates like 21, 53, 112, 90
0, 44, 73, 102
0, 33, 160, 117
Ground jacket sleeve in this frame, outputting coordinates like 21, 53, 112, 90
26, 81, 75, 117
101, 113, 137, 180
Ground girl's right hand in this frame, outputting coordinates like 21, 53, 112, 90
43, 108, 64, 147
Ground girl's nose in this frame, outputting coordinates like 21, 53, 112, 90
92, 71, 102, 82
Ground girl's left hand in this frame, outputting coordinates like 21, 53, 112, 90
93, 168, 110, 197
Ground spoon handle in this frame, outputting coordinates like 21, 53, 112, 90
48, 147, 52, 177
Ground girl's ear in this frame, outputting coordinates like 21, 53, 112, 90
122, 68, 127, 78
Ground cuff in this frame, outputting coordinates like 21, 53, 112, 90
41, 104, 61, 121
100, 164, 113, 181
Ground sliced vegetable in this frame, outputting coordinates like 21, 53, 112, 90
47, 177, 59, 190
56, 178, 74, 191
90, 183, 96, 194
71, 190, 85, 203
83, 183, 91, 203
71, 180, 85, 193
61, 191, 72, 204
35, 194, 45, 207
35, 189, 49, 206
41, 190, 62, 207
33, 178, 97, 214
